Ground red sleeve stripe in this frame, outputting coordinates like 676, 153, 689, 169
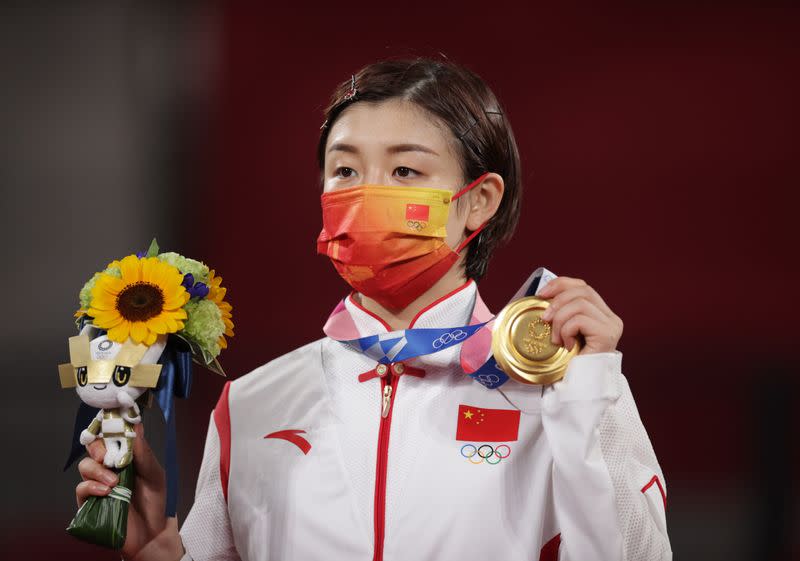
213, 381, 232, 503
641, 474, 667, 509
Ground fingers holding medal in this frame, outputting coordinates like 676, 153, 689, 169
491, 274, 623, 385
538, 277, 623, 356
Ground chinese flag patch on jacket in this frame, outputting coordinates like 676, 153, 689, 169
456, 404, 520, 442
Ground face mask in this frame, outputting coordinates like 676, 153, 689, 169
317, 172, 489, 310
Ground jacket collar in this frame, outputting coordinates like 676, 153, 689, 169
344, 279, 479, 337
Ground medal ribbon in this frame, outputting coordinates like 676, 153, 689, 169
323, 267, 559, 389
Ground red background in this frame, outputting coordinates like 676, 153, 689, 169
194, 3, 799, 559
203, 0, 799, 473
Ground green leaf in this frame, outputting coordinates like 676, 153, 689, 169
192, 354, 226, 377
208, 356, 226, 377
145, 238, 160, 258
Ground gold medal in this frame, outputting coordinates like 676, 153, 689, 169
491, 296, 580, 385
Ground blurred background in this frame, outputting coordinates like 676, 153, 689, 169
1, 1, 797, 559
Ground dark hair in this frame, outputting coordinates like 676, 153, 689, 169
317, 57, 522, 281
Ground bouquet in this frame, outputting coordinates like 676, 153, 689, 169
58, 239, 233, 549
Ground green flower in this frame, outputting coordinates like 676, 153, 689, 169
157, 252, 210, 284
79, 266, 121, 310
180, 299, 225, 359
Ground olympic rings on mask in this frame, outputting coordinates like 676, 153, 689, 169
460, 444, 477, 458
406, 220, 427, 231
432, 329, 468, 349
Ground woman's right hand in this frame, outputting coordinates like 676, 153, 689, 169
76, 423, 185, 561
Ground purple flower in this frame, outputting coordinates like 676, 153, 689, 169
182, 273, 195, 289
136, 250, 147, 258
189, 282, 209, 299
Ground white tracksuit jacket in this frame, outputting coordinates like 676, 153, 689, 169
179, 280, 672, 560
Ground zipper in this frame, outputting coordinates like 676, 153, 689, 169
373, 370, 399, 561
381, 383, 393, 418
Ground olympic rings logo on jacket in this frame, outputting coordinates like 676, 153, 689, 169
460, 443, 512, 465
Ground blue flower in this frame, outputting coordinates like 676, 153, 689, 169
189, 282, 209, 299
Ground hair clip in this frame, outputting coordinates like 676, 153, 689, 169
457, 117, 479, 140
343, 74, 357, 101
458, 109, 504, 140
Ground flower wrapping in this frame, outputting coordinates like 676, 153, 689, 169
66, 463, 135, 550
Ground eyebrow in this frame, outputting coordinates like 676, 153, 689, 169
327, 142, 439, 156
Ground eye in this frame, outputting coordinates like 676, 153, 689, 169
393, 166, 419, 178
335, 166, 356, 178
113, 366, 131, 387
76, 367, 88, 387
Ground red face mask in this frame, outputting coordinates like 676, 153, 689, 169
317, 173, 489, 310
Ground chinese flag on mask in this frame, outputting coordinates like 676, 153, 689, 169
455, 404, 520, 442
405, 203, 430, 221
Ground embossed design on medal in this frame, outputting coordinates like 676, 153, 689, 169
491, 297, 581, 385
522, 318, 551, 357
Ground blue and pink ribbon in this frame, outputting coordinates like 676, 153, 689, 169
324, 267, 557, 389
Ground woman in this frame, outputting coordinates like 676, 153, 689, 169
76, 58, 672, 560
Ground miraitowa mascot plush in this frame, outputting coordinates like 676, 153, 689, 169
59, 328, 166, 469
58, 239, 233, 550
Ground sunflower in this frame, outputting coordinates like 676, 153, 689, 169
87, 254, 190, 345
207, 269, 234, 349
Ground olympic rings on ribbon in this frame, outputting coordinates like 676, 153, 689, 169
460, 443, 512, 465
432, 329, 469, 349
475, 373, 500, 386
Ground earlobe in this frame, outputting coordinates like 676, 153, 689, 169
465, 173, 504, 231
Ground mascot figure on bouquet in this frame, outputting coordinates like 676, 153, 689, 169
59, 331, 166, 469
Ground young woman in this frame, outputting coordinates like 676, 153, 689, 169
76, 58, 672, 561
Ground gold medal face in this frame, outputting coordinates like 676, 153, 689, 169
511, 313, 558, 362
491, 297, 580, 385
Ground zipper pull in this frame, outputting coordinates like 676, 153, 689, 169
381, 383, 393, 418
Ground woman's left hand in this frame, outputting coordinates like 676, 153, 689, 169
537, 276, 623, 355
